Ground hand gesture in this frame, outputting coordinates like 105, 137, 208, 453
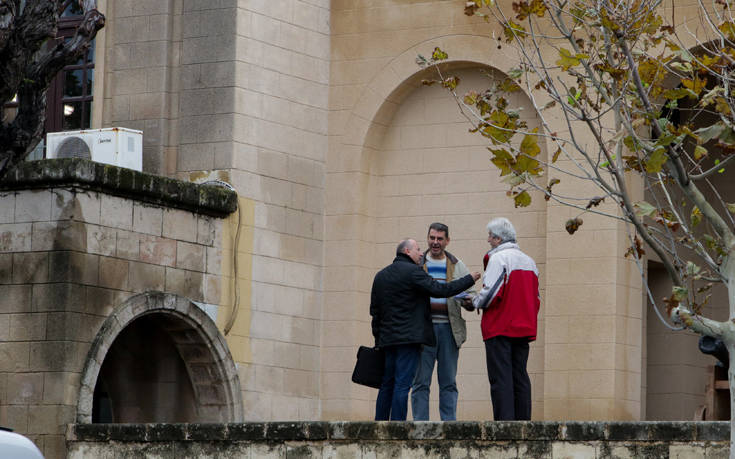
461, 297, 475, 311
471, 271, 481, 281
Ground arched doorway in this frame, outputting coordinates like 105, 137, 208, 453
77, 292, 243, 423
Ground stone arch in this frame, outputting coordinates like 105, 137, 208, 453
76, 291, 243, 423
323, 34, 547, 420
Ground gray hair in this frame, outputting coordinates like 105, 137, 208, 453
486, 217, 516, 243
396, 239, 413, 256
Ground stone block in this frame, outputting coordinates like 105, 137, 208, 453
0, 252, 11, 283
139, 235, 176, 266
176, 241, 206, 272
84, 286, 116, 316
128, 261, 166, 292
32, 283, 86, 313
100, 195, 133, 230
162, 209, 198, 243
2, 405, 28, 432
27, 404, 75, 435
0, 284, 32, 312
0, 191, 14, 223
0, 341, 30, 371
15, 190, 51, 222
43, 372, 81, 405
0, 223, 32, 252
165, 267, 204, 301
9, 313, 46, 340
85, 224, 116, 256
6, 372, 44, 404
133, 203, 163, 236
48, 251, 99, 285
115, 230, 141, 260
30, 341, 86, 372
12, 252, 48, 283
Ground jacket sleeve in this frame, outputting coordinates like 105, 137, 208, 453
453, 259, 477, 295
473, 256, 506, 310
369, 276, 381, 346
411, 268, 475, 297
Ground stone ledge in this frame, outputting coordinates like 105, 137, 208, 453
67, 421, 730, 443
0, 158, 238, 217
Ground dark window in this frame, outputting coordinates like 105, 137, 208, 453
46, 3, 95, 133
5, 2, 98, 159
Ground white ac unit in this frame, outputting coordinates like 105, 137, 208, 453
46, 127, 143, 172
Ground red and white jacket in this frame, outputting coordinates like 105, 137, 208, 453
473, 242, 540, 341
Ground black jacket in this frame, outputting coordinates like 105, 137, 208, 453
370, 253, 475, 348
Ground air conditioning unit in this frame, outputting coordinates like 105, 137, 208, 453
46, 127, 143, 172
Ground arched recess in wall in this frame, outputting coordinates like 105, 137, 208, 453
324, 35, 548, 420
76, 291, 243, 423
645, 41, 734, 420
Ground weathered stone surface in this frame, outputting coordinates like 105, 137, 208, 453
2, 159, 238, 217
67, 421, 730, 458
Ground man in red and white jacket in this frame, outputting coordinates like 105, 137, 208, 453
472, 217, 540, 420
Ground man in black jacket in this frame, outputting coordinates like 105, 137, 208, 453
370, 238, 480, 421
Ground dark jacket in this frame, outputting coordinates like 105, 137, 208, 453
370, 253, 476, 348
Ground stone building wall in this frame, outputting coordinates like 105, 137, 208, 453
0, 159, 239, 459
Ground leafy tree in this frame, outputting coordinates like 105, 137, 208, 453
420, 0, 735, 450
0, 0, 104, 177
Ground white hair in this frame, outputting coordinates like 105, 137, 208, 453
486, 217, 516, 243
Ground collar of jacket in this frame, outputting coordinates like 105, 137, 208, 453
419, 249, 458, 266
394, 252, 417, 264
489, 241, 519, 256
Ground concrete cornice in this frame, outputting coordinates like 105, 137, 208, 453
69, 421, 729, 442
0, 158, 238, 217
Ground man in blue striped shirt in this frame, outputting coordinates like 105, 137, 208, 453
411, 222, 476, 421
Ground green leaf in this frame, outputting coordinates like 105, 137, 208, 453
662, 88, 697, 100
686, 261, 701, 276
502, 173, 526, 187
507, 68, 523, 79
727, 203, 735, 214
634, 201, 657, 217
691, 206, 702, 227
490, 148, 514, 176
694, 123, 726, 143
513, 190, 532, 207
672, 286, 688, 302
645, 148, 668, 173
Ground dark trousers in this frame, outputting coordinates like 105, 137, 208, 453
484, 336, 531, 420
375, 344, 421, 421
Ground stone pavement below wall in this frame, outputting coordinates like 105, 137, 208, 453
67, 421, 730, 458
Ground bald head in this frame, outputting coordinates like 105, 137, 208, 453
396, 238, 421, 264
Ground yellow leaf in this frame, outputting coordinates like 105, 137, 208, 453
691, 206, 702, 227
552, 147, 562, 163
503, 20, 527, 42
693, 145, 707, 160
682, 77, 707, 97
432, 47, 448, 61
556, 48, 588, 71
